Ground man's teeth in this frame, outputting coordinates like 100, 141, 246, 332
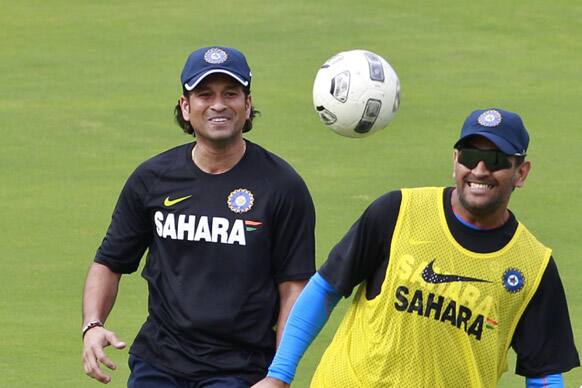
210, 117, 227, 122
468, 182, 493, 189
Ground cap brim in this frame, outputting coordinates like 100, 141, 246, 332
184, 69, 249, 91
456, 132, 524, 156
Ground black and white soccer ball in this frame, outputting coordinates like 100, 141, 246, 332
312, 49, 400, 138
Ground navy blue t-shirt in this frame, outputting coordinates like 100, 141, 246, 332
95, 140, 316, 383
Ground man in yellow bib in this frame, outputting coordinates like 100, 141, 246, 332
253, 108, 579, 387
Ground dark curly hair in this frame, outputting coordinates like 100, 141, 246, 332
174, 88, 259, 136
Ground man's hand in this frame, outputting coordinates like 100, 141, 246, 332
251, 376, 290, 388
82, 326, 126, 384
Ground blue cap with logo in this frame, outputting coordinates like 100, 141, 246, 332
180, 46, 252, 94
454, 108, 529, 156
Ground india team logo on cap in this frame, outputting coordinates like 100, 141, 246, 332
478, 109, 502, 127
502, 268, 525, 293
204, 48, 228, 64
227, 188, 254, 213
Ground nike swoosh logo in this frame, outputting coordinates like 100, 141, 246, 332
163, 195, 192, 207
422, 260, 491, 284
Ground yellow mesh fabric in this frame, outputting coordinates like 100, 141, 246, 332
311, 187, 551, 388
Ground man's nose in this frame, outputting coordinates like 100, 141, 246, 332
471, 160, 491, 176
210, 97, 227, 111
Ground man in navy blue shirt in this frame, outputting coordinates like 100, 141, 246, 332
81, 46, 316, 387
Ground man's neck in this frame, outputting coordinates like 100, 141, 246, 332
192, 138, 246, 174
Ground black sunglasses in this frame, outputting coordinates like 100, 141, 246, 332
457, 147, 513, 171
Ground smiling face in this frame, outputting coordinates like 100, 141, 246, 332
452, 136, 531, 226
179, 73, 251, 146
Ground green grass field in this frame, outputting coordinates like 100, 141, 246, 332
1, 1, 580, 386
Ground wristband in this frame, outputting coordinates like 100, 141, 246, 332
82, 320, 104, 338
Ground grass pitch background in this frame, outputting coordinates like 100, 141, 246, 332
1, 1, 580, 386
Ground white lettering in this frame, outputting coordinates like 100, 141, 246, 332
194, 216, 211, 242
228, 219, 246, 245
154, 211, 164, 236
162, 213, 176, 239
177, 214, 196, 241
212, 217, 229, 243
154, 212, 248, 245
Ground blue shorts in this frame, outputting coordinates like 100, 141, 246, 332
127, 354, 250, 388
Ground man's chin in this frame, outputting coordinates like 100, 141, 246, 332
458, 194, 500, 217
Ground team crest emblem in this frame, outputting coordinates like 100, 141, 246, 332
227, 188, 254, 213
478, 109, 502, 127
204, 48, 228, 64
502, 268, 525, 293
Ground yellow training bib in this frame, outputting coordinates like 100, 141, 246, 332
312, 187, 550, 388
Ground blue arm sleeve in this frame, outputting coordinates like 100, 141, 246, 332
267, 272, 341, 384
525, 374, 564, 388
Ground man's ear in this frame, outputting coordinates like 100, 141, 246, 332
179, 95, 190, 120
452, 149, 459, 178
245, 95, 252, 119
513, 160, 531, 188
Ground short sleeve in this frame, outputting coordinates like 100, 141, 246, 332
319, 190, 402, 297
512, 257, 580, 376
270, 175, 316, 283
94, 168, 152, 274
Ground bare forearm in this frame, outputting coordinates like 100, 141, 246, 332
276, 308, 289, 347
82, 263, 126, 384
276, 279, 308, 346
82, 262, 122, 325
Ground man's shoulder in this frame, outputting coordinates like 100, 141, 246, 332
246, 141, 305, 182
364, 187, 443, 213
143, 142, 192, 166
134, 142, 192, 175
123, 143, 192, 191
365, 189, 403, 218
247, 141, 290, 166
401, 186, 445, 195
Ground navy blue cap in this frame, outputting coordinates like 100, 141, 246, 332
180, 46, 252, 94
454, 108, 529, 156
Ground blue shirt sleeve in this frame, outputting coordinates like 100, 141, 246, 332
525, 374, 564, 387
267, 272, 341, 383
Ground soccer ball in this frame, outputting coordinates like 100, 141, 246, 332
312, 49, 400, 138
